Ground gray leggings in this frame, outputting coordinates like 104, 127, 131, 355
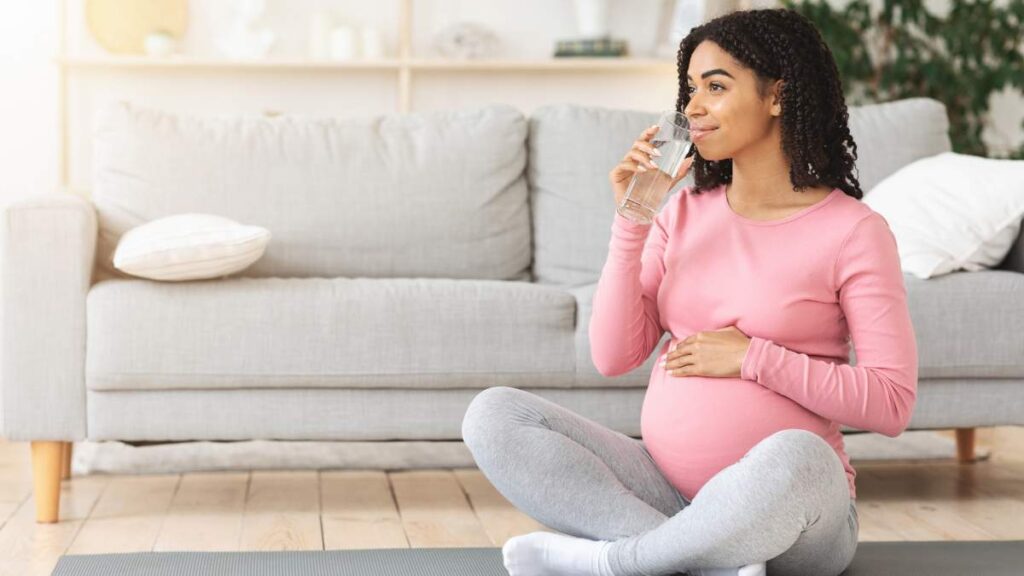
461, 386, 859, 576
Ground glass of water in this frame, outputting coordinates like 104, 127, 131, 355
616, 112, 693, 225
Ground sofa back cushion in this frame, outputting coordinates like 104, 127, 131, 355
528, 97, 952, 288
528, 105, 666, 288
849, 97, 953, 194
92, 102, 532, 281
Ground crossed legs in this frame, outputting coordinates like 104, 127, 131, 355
461, 386, 858, 576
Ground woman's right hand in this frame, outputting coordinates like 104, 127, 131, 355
609, 124, 695, 209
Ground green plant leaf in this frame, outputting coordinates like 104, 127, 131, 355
786, 0, 1024, 157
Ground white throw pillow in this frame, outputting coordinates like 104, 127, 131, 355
862, 152, 1024, 279
113, 213, 271, 281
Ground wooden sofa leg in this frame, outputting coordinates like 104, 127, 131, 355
31, 441, 63, 523
955, 427, 976, 463
61, 442, 72, 480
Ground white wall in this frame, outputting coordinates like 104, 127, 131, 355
0, 2, 59, 200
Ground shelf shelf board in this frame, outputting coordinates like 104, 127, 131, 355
57, 56, 403, 71
407, 57, 676, 71
57, 55, 677, 73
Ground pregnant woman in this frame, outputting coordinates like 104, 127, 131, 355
462, 8, 917, 576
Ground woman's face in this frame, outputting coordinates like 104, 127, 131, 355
683, 40, 782, 162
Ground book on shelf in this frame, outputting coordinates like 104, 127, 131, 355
553, 36, 629, 58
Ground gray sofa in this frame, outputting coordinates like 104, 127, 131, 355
3, 97, 1023, 523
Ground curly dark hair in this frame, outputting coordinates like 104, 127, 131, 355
676, 8, 863, 199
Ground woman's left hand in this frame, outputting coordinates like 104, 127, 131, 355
660, 325, 753, 378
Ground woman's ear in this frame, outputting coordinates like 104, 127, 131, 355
770, 79, 784, 117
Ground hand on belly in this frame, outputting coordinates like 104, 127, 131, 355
660, 326, 753, 379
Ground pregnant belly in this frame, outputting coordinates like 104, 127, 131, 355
640, 365, 833, 501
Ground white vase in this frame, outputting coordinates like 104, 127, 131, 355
329, 26, 357, 61
665, 0, 705, 49
573, 0, 610, 38
361, 26, 385, 59
144, 31, 176, 57
308, 11, 334, 60
215, 0, 276, 60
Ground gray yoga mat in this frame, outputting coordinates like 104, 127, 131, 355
51, 541, 1024, 576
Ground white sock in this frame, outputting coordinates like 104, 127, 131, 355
502, 531, 617, 576
691, 561, 767, 576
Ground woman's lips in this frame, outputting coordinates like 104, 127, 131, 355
691, 128, 717, 142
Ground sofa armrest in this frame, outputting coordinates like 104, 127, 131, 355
996, 222, 1024, 274
1, 193, 97, 440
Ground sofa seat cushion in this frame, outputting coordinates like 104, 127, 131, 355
568, 282, 670, 388
86, 277, 577, 391
897, 270, 1024, 378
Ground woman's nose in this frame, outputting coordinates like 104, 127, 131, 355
684, 100, 702, 119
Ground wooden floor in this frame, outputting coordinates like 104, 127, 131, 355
1, 428, 1023, 575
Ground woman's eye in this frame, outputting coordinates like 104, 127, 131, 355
686, 83, 724, 94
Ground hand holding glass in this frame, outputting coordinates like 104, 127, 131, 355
614, 112, 694, 225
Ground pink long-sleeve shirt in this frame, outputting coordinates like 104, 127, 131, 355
590, 183, 918, 502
